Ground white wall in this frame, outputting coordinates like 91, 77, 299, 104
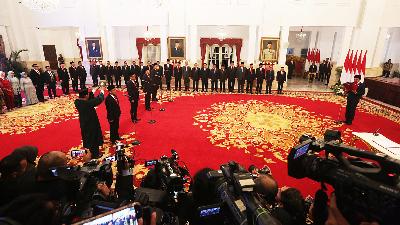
38, 28, 79, 59
384, 28, 400, 65
0, 26, 12, 57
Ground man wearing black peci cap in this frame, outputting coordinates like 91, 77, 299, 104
74, 87, 105, 158
344, 74, 365, 125
126, 74, 140, 123
276, 66, 286, 94
105, 85, 122, 144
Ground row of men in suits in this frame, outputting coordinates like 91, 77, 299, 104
55, 61, 87, 95
308, 59, 332, 84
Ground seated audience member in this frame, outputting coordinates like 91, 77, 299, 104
0, 194, 59, 225
273, 187, 306, 225
0, 154, 26, 206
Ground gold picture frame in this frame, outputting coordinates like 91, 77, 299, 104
168, 37, 186, 59
85, 37, 103, 59
260, 37, 280, 62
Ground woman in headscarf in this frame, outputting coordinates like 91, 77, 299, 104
0, 71, 14, 110
8, 71, 22, 108
20, 72, 39, 105
0, 82, 4, 114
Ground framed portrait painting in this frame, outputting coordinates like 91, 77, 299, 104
168, 37, 185, 59
260, 37, 280, 62
85, 37, 103, 59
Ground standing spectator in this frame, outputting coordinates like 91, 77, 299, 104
246, 63, 256, 94
191, 63, 200, 92
90, 60, 98, 87
105, 85, 122, 144
308, 62, 317, 83
174, 61, 183, 91
318, 60, 326, 82
8, 71, 22, 107
286, 59, 295, 79
164, 59, 173, 90
266, 63, 275, 94
200, 63, 209, 92
0, 71, 14, 110
57, 63, 70, 95
227, 61, 236, 92
209, 63, 219, 92
20, 72, 39, 105
43, 66, 57, 99
256, 63, 265, 94
219, 64, 227, 92
382, 59, 393, 78
235, 62, 246, 93
122, 61, 131, 85
114, 61, 122, 88
29, 64, 45, 102
276, 67, 286, 94
182, 61, 191, 92
126, 74, 140, 123
69, 61, 79, 92
77, 61, 87, 90
57, 54, 64, 66
105, 61, 113, 86
325, 58, 332, 85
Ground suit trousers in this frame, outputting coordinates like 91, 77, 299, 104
152, 85, 158, 101
193, 79, 199, 91
61, 81, 69, 95
107, 75, 114, 86
266, 80, 273, 94
228, 79, 235, 92
256, 80, 263, 94
211, 79, 218, 92
238, 79, 245, 93
72, 78, 79, 92
175, 77, 182, 91
201, 79, 208, 91
246, 80, 254, 93
115, 76, 122, 88
166, 76, 171, 90
145, 92, 151, 110
130, 99, 138, 121
219, 80, 226, 92
92, 75, 98, 86
80, 78, 86, 89
47, 84, 57, 98
109, 118, 120, 142
277, 82, 284, 94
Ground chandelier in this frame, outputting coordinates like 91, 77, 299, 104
296, 27, 307, 41
21, 0, 60, 13
144, 26, 154, 42
217, 27, 226, 41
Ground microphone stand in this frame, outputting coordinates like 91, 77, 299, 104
159, 86, 165, 111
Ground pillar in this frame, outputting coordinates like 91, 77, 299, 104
160, 25, 168, 62
247, 25, 257, 64
278, 26, 289, 66
189, 25, 198, 64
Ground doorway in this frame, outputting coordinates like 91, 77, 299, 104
207, 44, 234, 68
42, 45, 58, 69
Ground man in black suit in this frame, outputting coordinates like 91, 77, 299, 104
191, 63, 200, 92
266, 63, 275, 94
130, 61, 140, 84
174, 61, 183, 91
139, 61, 146, 88
227, 61, 236, 92
106, 61, 114, 86
122, 61, 131, 85
209, 63, 219, 92
57, 63, 70, 95
286, 60, 295, 79
142, 70, 152, 111
318, 60, 326, 82
90, 60, 98, 87
325, 58, 332, 85
235, 62, 246, 93
246, 63, 256, 94
344, 75, 365, 125
156, 61, 164, 90
151, 64, 162, 101
219, 64, 227, 92
182, 61, 191, 91
77, 61, 87, 90
105, 85, 122, 144
164, 59, 173, 90
114, 61, 122, 88
29, 64, 45, 102
126, 74, 140, 123
43, 66, 57, 99
256, 63, 264, 94
308, 62, 317, 83
69, 61, 79, 92
99, 60, 106, 81
276, 67, 286, 94
200, 63, 209, 92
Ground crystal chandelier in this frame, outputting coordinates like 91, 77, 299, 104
296, 27, 307, 41
144, 26, 154, 42
21, 0, 60, 13
217, 27, 226, 41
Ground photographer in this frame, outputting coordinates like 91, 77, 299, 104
272, 187, 306, 225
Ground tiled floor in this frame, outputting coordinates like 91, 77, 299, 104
285, 77, 332, 92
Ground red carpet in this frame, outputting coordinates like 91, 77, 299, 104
1, 89, 399, 196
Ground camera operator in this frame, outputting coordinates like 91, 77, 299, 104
0, 154, 26, 206
273, 187, 306, 225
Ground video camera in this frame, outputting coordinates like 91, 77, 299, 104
288, 130, 400, 225
205, 161, 281, 225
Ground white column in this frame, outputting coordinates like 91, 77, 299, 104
247, 25, 257, 64
278, 26, 289, 66
371, 27, 388, 67
189, 25, 198, 64
160, 25, 168, 62
105, 26, 116, 61
337, 26, 354, 66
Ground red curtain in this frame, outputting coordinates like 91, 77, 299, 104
136, 38, 161, 61
200, 38, 242, 65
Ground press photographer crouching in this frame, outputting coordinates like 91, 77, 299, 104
287, 129, 400, 225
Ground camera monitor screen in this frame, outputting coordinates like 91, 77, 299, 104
294, 141, 311, 159
72, 203, 138, 225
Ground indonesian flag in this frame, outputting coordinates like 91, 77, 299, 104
305, 48, 311, 70
356, 50, 363, 75
351, 50, 358, 81
307, 48, 311, 62
340, 49, 350, 84
361, 50, 367, 76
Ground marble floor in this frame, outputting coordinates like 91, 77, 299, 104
285, 77, 332, 92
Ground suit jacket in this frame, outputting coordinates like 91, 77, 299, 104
199, 68, 209, 80
266, 70, 275, 82
130, 65, 140, 76
287, 61, 295, 72
174, 66, 183, 79
209, 68, 219, 81
219, 69, 227, 81
114, 66, 122, 78
105, 65, 113, 76
256, 68, 265, 80
309, 65, 317, 73
77, 66, 87, 80
182, 66, 191, 79
69, 67, 78, 80
126, 80, 139, 101
227, 66, 236, 80
191, 67, 200, 80
276, 71, 286, 83
44, 70, 57, 86
142, 75, 152, 93
57, 68, 70, 82
139, 65, 147, 77
246, 68, 256, 81
151, 68, 162, 84
29, 69, 41, 86
99, 65, 107, 78
164, 64, 173, 77
105, 94, 121, 122
235, 67, 247, 81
